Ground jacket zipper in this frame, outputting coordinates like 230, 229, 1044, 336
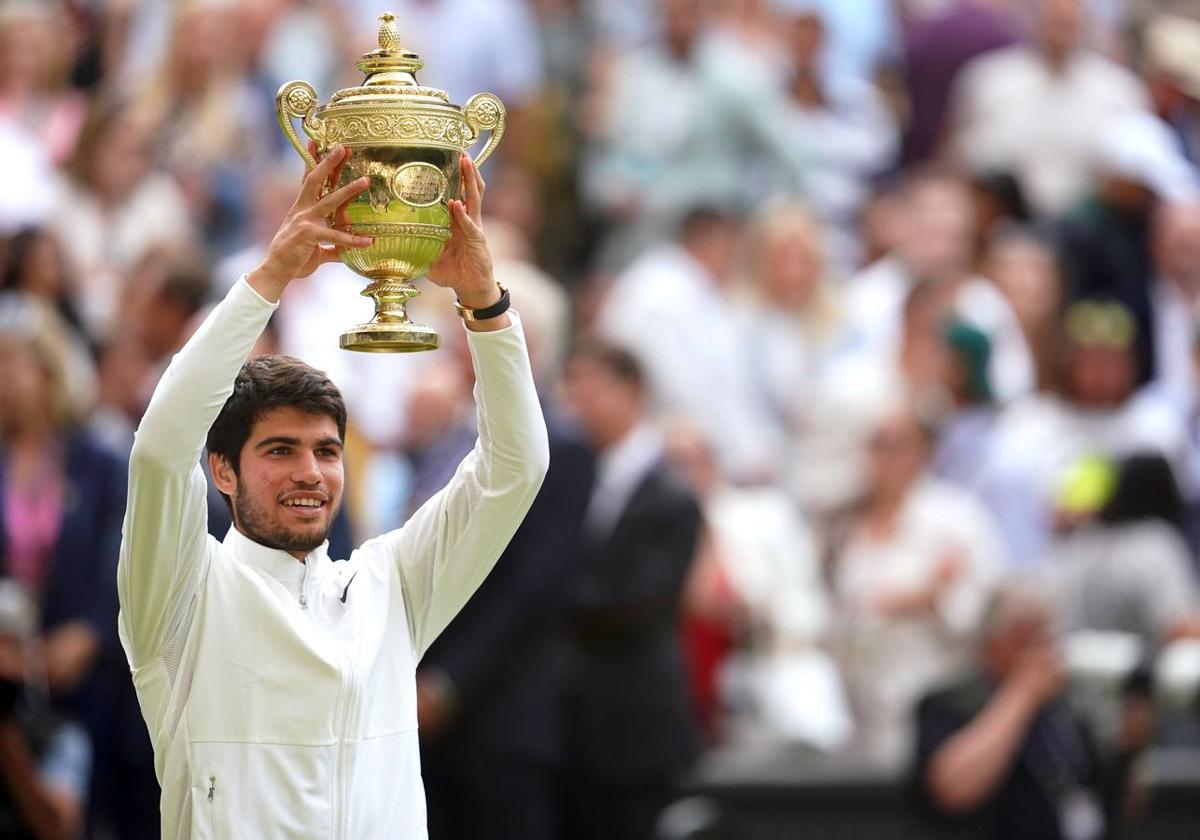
206, 776, 217, 834
299, 558, 313, 608
332, 645, 358, 839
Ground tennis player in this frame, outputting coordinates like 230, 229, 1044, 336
117, 147, 548, 837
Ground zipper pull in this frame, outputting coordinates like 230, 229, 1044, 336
299, 557, 313, 608
207, 776, 216, 802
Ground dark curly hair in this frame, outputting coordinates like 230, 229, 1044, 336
206, 355, 346, 506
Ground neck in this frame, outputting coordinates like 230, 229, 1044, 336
597, 418, 641, 453
1041, 44, 1072, 74
865, 487, 906, 522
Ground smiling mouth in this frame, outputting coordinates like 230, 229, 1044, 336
281, 499, 326, 511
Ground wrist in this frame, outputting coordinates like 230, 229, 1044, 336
454, 279, 501, 311
1002, 675, 1047, 718
247, 263, 289, 303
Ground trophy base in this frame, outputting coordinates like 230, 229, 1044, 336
339, 277, 440, 353
339, 321, 440, 353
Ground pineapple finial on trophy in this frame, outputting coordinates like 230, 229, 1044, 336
378, 12, 400, 52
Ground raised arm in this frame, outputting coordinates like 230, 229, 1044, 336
117, 148, 371, 666
371, 154, 550, 654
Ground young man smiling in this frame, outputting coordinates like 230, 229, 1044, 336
116, 147, 549, 838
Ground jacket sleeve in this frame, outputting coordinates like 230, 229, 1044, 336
421, 432, 593, 699
366, 312, 550, 657
117, 278, 278, 668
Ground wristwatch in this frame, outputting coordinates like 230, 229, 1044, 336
454, 283, 510, 322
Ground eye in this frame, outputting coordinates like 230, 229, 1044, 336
316, 447, 341, 458
268, 447, 291, 456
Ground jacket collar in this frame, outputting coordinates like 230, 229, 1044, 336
222, 525, 328, 583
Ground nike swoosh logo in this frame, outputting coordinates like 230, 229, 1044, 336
340, 571, 358, 604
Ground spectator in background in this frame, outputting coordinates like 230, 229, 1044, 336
1176, 315, 1200, 551
1043, 453, 1200, 650
0, 1, 86, 165
0, 292, 156, 839
582, 0, 760, 264
666, 419, 849, 752
992, 300, 1189, 561
736, 202, 854, 440
125, 250, 212, 366
0, 580, 90, 840
135, 0, 273, 255
0, 228, 84, 342
50, 97, 194, 343
916, 586, 1149, 840
948, 0, 1149, 218
901, 0, 1018, 164
1058, 109, 1199, 386
770, 0, 900, 88
828, 395, 1003, 766
596, 207, 784, 481
561, 343, 701, 840
847, 167, 1034, 401
931, 320, 1041, 568
762, 6, 898, 268
87, 335, 153, 461
968, 171, 1033, 269
1149, 201, 1200, 403
983, 227, 1064, 392
1142, 12, 1200, 167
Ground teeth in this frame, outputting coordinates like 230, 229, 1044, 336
284, 499, 322, 507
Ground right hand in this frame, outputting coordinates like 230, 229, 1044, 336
248, 145, 374, 301
1009, 642, 1067, 708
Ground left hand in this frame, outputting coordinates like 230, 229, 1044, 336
416, 671, 457, 737
426, 155, 498, 309
44, 621, 99, 694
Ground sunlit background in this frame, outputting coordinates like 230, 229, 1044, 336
3, 0, 1200, 838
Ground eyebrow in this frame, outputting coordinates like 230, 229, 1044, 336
253, 436, 343, 451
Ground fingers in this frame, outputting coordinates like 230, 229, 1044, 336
449, 198, 483, 238
300, 146, 349, 205
312, 225, 373, 249
318, 245, 347, 265
311, 176, 370, 217
460, 154, 485, 225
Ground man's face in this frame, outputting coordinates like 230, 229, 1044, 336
211, 406, 344, 557
1065, 344, 1135, 408
562, 357, 640, 450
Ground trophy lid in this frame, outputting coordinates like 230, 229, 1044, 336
332, 12, 450, 105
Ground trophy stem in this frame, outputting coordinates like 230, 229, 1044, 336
339, 277, 441, 352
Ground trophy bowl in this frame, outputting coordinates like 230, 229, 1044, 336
275, 12, 505, 352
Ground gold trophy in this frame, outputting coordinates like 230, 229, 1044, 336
275, 12, 505, 352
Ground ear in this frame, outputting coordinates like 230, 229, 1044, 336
209, 451, 238, 498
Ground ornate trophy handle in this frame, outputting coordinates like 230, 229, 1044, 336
275, 81, 326, 170
462, 93, 506, 167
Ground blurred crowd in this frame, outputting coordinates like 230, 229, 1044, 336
4, 0, 1200, 838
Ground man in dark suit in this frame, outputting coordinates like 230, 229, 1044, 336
417, 413, 595, 840
561, 343, 702, 840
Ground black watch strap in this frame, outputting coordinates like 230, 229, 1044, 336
455, 284, 510, 322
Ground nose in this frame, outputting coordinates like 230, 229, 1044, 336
291, 451, 322, 486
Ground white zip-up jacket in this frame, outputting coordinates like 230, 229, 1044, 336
117, 277, 549, 839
